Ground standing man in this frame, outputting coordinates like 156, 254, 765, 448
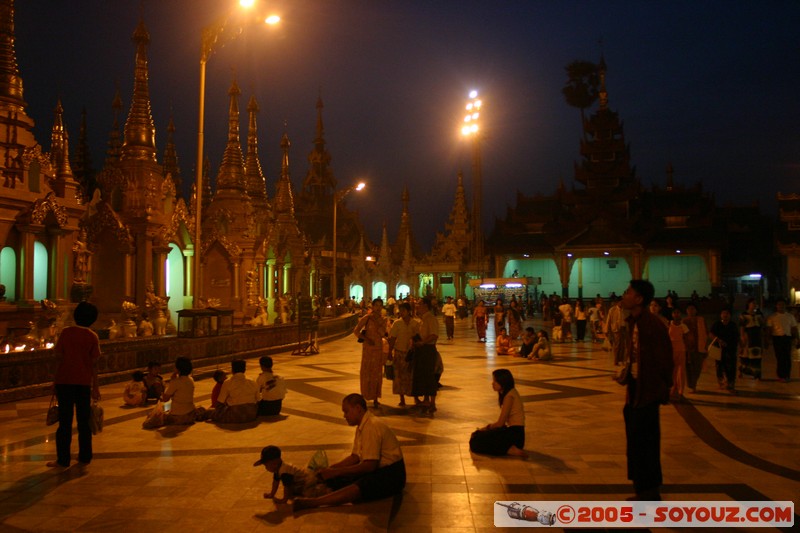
766, 298, 798, 383
620, 280, 673, 501
293, 393, 405, 510
606, 297, 625, 365
442, 296, 457, 340
412, 297, 440, 414
48, 301, 101, 468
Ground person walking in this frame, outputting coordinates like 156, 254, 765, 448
473, 300, 488, 342
47, 302, 102, 469
710, 308, 739, 393
441, 296, 457, 340
619, 280, 673, 501
682, 303, 708, 392
388, 303, 419, 407
766, 298, 798, 383
738, 298, 765, 380
354, 298, 388, 407
412, 297, 440, 414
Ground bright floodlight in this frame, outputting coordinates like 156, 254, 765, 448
265, 14, 281, 25
469, 90, 478, 98
355, 182, 366, 191
239, 0, 255, 8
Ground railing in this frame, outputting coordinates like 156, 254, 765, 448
0, 314, 358, 403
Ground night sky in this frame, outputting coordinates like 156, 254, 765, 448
13, 1, 800, 249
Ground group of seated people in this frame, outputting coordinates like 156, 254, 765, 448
495, 326, 551, 360
126, 356, 287, 429
254, 369, 528, 512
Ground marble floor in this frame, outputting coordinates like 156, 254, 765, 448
0, 316, 798, 532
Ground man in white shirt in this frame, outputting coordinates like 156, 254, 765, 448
256, 355, 287, 416
293, 393, 405, 510
441, 296, 457, 340
212, 359, 259, 423
766, 298, 799, 382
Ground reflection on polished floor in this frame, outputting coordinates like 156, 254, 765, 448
0, 316, 798, 532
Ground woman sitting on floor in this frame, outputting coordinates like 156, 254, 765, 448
496, 328, 516, 355
469, 369, 527, 457
529, 330, 551, 361
142, 356, 196, 429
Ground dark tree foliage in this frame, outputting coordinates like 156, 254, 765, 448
562, 60, 599, 124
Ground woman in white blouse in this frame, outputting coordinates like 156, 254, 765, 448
469, 369, 527, 457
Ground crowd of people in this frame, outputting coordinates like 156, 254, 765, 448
48, 285, 797, 510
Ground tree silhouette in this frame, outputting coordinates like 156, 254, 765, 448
562, 60, 599, 125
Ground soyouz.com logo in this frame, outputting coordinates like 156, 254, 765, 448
494, 501, 794, 527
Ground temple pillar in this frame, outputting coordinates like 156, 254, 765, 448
153, 246, 170, 298
183, 247, 194, 308
124, 253, 135, 299
48, 230, 67, 302
283, 262, 292, 295
266, 259, 276, 322
18, 229, 36, 303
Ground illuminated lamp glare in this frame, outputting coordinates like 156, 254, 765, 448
355, 182, 366, 191
506, 283, 523, 288
461, 126, 471, 136
748, 273, 762, 279
239, 0, 255, 7
523, 254, 530, 258
470, 124, 479, 133
479, 283, 496, 289
365, 256, 375, 261
567, 253, 573, 258
472, 112, 479, 120
675, 249, 681, 254
469, 90, 478, 99
603, 251, 610, 256
466, 103, 473, 111
265, 15, 281, 25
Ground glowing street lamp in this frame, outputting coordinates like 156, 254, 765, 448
461, 90, 484, 268
332, 182, 366, 313
192, 3, 280, 308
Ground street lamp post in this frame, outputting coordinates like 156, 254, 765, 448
331, 182, 365, 314
192, 5, 279, 308
461, 90, 483, 269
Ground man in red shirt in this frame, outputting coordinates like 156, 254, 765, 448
48, 301, 101, 468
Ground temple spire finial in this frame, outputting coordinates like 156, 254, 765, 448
121, 19, 157, 161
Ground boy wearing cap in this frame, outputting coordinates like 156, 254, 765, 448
254, 446, 318, 503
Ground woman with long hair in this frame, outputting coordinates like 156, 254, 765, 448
469, 369, 526, 457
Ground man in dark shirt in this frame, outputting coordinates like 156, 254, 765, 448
620, 280, 674, 501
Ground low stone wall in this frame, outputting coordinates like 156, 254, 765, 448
0, 314, 358, 404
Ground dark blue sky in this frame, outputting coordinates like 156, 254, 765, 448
14, 1, 800, 249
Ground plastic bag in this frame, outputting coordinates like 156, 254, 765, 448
142, 401, 166, 429
307, 449, 329, 472
89, 402, 104, 434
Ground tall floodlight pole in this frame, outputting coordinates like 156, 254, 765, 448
192, 4, 280, 308
332, 182, 365, 314
461, 90, 483, 270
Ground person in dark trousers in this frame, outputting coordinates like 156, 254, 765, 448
620, 280, 673, 501
47, 301, 102, 469
293, 394, 405, 510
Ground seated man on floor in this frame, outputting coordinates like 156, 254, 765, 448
209, 359, 258, 423
293, 393, 406, 510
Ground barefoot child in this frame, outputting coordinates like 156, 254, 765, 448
253, 446, 327, 503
